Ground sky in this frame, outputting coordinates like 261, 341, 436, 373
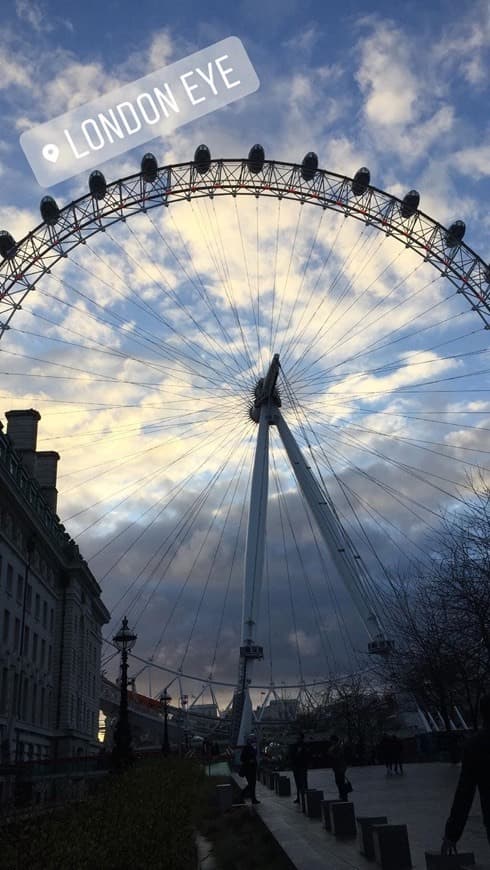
0, 0, 489, 709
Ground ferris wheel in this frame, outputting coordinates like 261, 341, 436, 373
1, 145, 489, 742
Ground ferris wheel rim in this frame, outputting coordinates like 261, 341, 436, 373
1, 155, 489, 340
2, 152, 490, 694
121, 645, 380, 692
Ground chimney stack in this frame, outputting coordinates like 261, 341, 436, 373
5, 410, 60, 512
35, 451, 60, 513
5, 409, 40, 475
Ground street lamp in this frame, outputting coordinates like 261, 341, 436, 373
112, 617, 137, 767
161, 688, 172, 755
181, 694, 189, 751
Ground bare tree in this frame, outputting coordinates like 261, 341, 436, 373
375, 477, 490, 729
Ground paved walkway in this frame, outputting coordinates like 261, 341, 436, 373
242, 763, 490, 870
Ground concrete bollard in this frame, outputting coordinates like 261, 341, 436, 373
425, 853, 475, 869
306, 789, 324, 819
331, 801, 357, 837
372, 824, 412, 870
277, 776, 291, 797
357, 816, 389, 859
215, 783, 233, 813
321, 799, 343, 831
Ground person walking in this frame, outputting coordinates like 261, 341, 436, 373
329, 735, 350, 801
378, 733, 392, 774
441, 694, 490, 853
290, 732, 308, 804
240, 736, 260, 805
392, 735, 404, 775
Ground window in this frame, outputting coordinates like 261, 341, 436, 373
48, 645, 52, 671
40, 688, 45, 727
31, 684, 37, 723
26, 584, 32, 613
16, 574, 23, 604
35, 594, 40, 620
42, 601, 47, 628
41, 639, 46, 669
13, 673, 19, 716
14, 618, 20, 652
49, 608, 54, 633
2, 610, 10, 645
6, 564, 13, 595
0, 668, 8, 713
23, 626, 30, 658
21, 678, 28, 720
32, 633, 38, 664
0, 554, 2, 585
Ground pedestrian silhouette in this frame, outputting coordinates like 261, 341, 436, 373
442, 694, 490, 852
290, 732, 308, 804
379, 733, 393, 774
240, 736, 260, 805
329, 735, 350, 801
392, 734, 404, 775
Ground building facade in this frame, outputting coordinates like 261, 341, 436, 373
0, 409, 110, 781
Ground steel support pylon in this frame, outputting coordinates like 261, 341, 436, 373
232, 353, 401, 748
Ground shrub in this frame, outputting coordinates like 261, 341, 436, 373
1, 757, 205, 869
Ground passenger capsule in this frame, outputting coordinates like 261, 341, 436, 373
40, 196, 60, 226
141, 153, 158, 183
247, 144, 265, 174
301, 152, 318, 182
89, 170, 107, 200
0, 230, 16, 259
351, 167, 370, 197
484, 265, 490, 284
400, 190, 419, 219
445, 220, 465, 248
194, 144, 211, 174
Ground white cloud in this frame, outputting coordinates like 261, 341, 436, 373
1, 8, 489, 696
289, 629, 321, 656
452, 144, 490, 179
284, 25, 322, 55
432, 3, 490, 87
0, 47, 32, 90
15, 0, 52, 33
356, 22, 420, 128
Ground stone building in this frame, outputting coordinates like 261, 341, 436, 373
0, 409, 110, 782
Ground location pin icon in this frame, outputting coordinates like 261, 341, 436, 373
42, 143, 60, 163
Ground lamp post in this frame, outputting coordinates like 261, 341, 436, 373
181, 694, 189, 752
161, 688, 172, 755
112, 617, 137, 767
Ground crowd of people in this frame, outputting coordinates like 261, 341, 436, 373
377, 733, 404, 775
